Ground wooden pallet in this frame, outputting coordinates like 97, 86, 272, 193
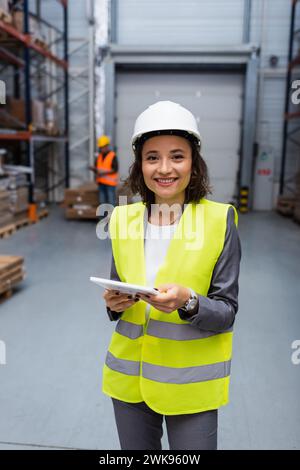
0, 255, 24, 273
0, 288, 12, 303
0, 275, 25, 303
65, 207, 98, 220
0, 209, 49, 238
0, 255, 25, 302
0, 272, 24, 296
14, 216, 31, 230
14, 208, 48, 226
0, 223, 16, 239
35, 208, 49, 221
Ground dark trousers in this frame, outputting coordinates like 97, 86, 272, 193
98, 183, 116, 207
112, 398, 218, 450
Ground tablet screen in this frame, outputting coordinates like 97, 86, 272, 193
90, 277, 159, 297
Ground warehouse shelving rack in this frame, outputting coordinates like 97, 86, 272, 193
0, 0, 69, 221
280, 0, 300, 196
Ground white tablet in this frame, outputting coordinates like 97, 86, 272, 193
90, 276, 159, 297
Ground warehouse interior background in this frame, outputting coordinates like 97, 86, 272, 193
0, 0, 299, 450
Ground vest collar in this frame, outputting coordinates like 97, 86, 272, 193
141, 202, 186, 242
133, 200, 205, 287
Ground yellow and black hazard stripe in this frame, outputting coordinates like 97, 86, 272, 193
239, 186, 249, 213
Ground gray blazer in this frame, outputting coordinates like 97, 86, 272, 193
106, 206, 242, 333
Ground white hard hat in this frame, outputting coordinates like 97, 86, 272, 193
131, 100, 201, 150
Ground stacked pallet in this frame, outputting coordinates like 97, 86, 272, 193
63, 181, 139, 220
34, 188, 47, 209
64, 182, 99, 220
0, 171, 48, 235
276, 196, 296, 217
0, 190, 13, 228
0, 255, 25, 300
276, 171, 300, 225
0, 172, 29, 227
10, 186, 29, 219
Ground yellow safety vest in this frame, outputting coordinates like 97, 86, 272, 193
102, 198, 238, 415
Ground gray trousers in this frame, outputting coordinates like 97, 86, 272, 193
112, 398, 218, 450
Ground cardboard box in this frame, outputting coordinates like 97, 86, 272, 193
0, 190, 13, 227
0, 184, 29, 216
45, 102, 59, 135
13, 209, 28, 223
6, 97, 24, 126
0, 97, 45, 130
12, 10, 47, 46
13, 10, 37, 35
0, 212, 13, 228
276, 196, 295, 217
65, 207, 98, 220
64, 182, 99, 207
32, 99, 45, 130
0, 189, 10, 208
0, 0, 12, 23
34, 188, 47, 203
0, 189, 9, 200
9, 186, 29, 214
0, 172, 27, 190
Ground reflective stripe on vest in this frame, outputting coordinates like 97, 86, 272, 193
106, 351, 231, 384
115, 318, 233, 341
102, 198, 238, 415
97, 151, 118, 186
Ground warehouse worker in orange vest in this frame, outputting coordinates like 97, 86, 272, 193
89, 135, 119, 207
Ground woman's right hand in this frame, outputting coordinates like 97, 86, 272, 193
103, 289, 140, 312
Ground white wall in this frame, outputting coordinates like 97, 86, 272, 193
251, 0, 296, 203
116, 0, 244, 46
94, 0, 297, 207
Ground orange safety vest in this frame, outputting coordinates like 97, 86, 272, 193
96, 151, 118, 186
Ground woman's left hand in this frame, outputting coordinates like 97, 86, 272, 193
138, 283, 191, 314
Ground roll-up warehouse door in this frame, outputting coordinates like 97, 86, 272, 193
115, 70, 243, 203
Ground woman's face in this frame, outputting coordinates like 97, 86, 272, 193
141, 135, 192, 205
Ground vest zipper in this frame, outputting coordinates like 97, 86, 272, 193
144, 304, 151, 335
141, 305, 149, 379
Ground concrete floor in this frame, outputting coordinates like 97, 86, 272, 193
0, 205, 299, 450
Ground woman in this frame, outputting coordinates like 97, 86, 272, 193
102, 101, 241, 450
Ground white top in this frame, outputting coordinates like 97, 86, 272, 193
144, 220, 179, 324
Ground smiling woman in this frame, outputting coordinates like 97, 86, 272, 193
141, 134, 193, 210
122, 129, 211, 216
102, 100, 241, 451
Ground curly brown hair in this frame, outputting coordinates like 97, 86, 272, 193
121, 130, 212, 213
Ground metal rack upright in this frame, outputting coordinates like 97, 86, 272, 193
280, 0, 300, 196
0, 0, 69, 220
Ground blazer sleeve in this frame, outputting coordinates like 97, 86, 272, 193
106, 252, 124, 322
177, 206, 242, 332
